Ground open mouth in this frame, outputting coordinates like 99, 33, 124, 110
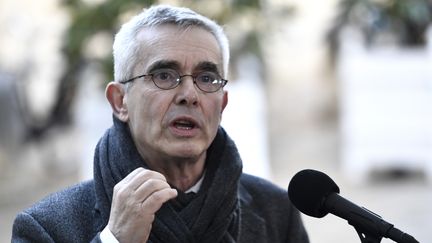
172, 119, 197, 130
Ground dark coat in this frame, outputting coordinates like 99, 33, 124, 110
12, 173, 309, 243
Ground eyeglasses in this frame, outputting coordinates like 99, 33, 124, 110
120, 68, 228, 93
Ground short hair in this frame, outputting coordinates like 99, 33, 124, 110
113, 5, 230, 82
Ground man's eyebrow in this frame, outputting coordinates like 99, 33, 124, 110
195, 61, 220, 73
147, 60, 180, 72
146, 60, 221, 74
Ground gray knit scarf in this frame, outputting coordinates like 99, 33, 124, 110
93, 117, 243, 242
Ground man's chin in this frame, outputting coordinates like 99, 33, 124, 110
167, 145, 206, 161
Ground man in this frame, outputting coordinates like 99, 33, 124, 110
12, 5, 309, 243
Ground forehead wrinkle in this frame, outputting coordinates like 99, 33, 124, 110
135, 25, 223, 75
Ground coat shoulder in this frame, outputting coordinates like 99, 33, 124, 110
13, 180, 100, 242
25, 180, 96, 217
240, 173, 288, 204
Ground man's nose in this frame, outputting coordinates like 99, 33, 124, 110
174, 75, 199, 106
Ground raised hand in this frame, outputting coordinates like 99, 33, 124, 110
107, 167, 178, 243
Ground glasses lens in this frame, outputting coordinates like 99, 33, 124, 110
151, 69, 179, 89
196, 71, 223, 92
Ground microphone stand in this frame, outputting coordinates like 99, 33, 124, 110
327, 194, 419, 243
353, 226, 382, 243
349, 220, 419, 243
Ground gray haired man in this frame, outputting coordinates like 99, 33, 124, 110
12, 5, 309, 243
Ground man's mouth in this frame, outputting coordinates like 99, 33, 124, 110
169, 117, 199, 137
173, 119, 196, 130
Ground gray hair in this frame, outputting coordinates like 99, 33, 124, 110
113, 5, 230, 82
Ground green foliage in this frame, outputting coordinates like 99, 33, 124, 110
62, 0, 158, 81
329, 0, 432, 47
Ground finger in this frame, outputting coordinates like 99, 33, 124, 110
117, 168, 167, 191
118, 167, 146, 185
128, 170, 167, 191
113, 168, 158, 200
112, 168, 146, 199
141, 188, 178, 213
134, 178, 173, 202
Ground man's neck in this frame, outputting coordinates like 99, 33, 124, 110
145, 155, 206, 192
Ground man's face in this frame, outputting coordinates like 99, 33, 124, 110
122, 24, 228, 162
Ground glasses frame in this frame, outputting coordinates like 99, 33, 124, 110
119, 69, 228, 93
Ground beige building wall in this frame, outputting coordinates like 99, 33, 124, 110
264, 0, 340, 184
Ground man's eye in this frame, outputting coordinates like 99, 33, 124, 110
198, 72, 218, 83
158, 73, 170, 80
153, 70, 176, 81
200, 75, 211, 83
157, 72, 171, 80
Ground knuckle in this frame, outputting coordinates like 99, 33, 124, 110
140, 191, 171, 213
142, 170, 165, 180
113, 183, 122, 195
150, 189, 173, 205
135, 167, 145, 172
146, 178, 164, 189
150, 192, 165, 203
113, 185, 131, 199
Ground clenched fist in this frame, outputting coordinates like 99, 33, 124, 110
107, 167, 178, 243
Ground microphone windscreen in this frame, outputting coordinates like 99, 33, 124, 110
288, 169, 340, 218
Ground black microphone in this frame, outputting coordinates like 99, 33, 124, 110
288, 169, 419, 243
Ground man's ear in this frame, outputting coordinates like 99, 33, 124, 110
105, 82, 129, 122
221, 90, 228, 114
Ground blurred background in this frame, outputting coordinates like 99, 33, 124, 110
1, 0, 431, 242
